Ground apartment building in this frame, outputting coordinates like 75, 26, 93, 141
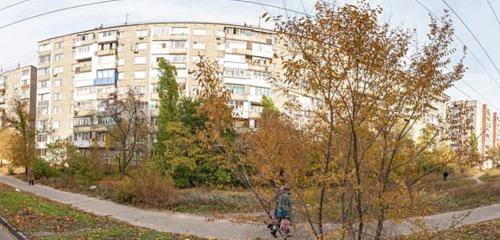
493, 112, 500, 148
447, 100, 497, 168
0, 65, 37, 120
35, 22, 287, 151
412, 96, 449, 141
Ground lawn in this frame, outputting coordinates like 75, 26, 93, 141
0, 183, 204, 240
480, 168, 500, 183
402, 218, 500, 240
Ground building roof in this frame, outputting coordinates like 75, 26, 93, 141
38, 21, 274, 43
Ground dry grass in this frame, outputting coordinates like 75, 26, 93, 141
480, 168, 500, 183
401, 218, 500, 240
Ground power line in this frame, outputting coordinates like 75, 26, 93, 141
440, 0, 500, 90
0, 0, 31, 12
413, 0, 500, 92
0, 0, 123, 30
486, 0, 500, 31
228, 0, 311, 16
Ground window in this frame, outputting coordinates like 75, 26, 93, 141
95, 69, 116, 85
73, 117, 94, 127
75, 86, 96, 96
37, 134, 47, 143
135, 42, 147, 50
193, 42, 206, 50
118, 58, 125, 65
53, 66, 63, 74
37, 106, 49, 115
53, 79, 62, 87
134, 71, 146, 79
193, 29, 207, 36
100, 31, 116, 38
134, 57, 146, 64
171, 27, 188, 35
54, 53, 64, 62
53, 107, 63, 114
39, 80, 49, 88
152, 27, 170, 36
158, 55, 186, 62
118, 44, 125, 52
118, 72, 124, 80
251, 70, 271, 80
76, 45, 91, 54
118, 31, 127, 38
225, 84, 246, 95
39, 55, 50, 64
133, 85, 145, 94
254, 87, 271, 97
53, 92, 62, 100
39, 44, 51, 51
73, 132, 91, 142
75, 33, 94, 42
170, 40, 186, 48
54, 41, 63, 49
224, 68, 248, 78
76, 100, 95, 110
136, 29, 148, 38
52, 121, 59, 129
21, 69, 30, 76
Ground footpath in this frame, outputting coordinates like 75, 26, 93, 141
1, 175, 499, 239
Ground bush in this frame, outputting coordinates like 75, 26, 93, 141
114, 167, 178, 207
32, 159, 61, 179
66, 155, 103, 185
7, 166, 15, 175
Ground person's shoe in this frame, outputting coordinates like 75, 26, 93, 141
270, 230, 277, 238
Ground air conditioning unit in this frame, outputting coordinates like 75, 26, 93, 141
53, 73, 58, 77
139, 36, 144, 40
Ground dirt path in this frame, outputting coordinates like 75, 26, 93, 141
1, 174, 499, 239
466, 172, 486, 185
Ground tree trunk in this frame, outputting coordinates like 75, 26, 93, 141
318, 110, 335, 240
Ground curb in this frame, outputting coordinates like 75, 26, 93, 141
0, 216, 28, 240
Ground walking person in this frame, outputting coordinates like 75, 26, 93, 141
27, 168, 35, 186
269, 186, 292, 238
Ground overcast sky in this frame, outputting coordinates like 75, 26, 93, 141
0, 0, 499, 110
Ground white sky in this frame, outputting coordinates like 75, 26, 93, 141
0, 0, 499, 110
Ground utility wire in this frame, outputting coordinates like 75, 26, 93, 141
0, 0, 122, 30
228, 0, 311, 16
441, 0, 500, 90
486, 0, 500, 31
0, 0, 31, 12
237, 0, 500, 113
413, 0, 499, 91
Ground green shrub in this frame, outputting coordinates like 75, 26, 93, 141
114, 167, 178, 207
67, 155, 103, 185
32, 159, 61, 179
7, 166, 15, 175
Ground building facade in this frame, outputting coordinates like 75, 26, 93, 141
35, 22, 286, 150
0, 65, 37, 119
447, 100, 498, 168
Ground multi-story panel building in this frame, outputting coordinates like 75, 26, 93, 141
447, 100, 495, 168
411, 95, 450, 141
0, 65, 37, 120
36, 22, 286, 151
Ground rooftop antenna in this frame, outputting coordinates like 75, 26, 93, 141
125, 13, 130, 25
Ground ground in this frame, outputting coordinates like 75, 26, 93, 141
0, 183, 203, 240
402, 218, 500, 240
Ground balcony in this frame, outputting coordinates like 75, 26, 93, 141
75, 51, 93, 60
98, 34, 118, 43
97, 49, 117, 56
75, 65, 92, 74
169, 48, 187, 54
152, 34, 188, 41
74, 38, 96, 47
94, 77, 116, 86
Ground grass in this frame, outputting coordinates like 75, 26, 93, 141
28, 175, 260, 214
480, 168, 500, 183
401, 218, 500, 240
0, 183, 204, 240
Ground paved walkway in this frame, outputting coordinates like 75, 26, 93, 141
1, 175, 500, 239
0, 224, 16, 240
467, 172, 486, 185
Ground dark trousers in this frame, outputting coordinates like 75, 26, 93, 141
29, 179, 34, 185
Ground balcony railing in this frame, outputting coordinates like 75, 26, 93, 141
75, 66, 92, 74
97, 49, 117, 56
94, 77, 116, 86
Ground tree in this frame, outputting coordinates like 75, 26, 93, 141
45, 138, 77, 165
268, 1, 465, 239
101, 89, 150, 177
1, 98, 37, 178
487, 144, 500, 167
154, 58, 179, 161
